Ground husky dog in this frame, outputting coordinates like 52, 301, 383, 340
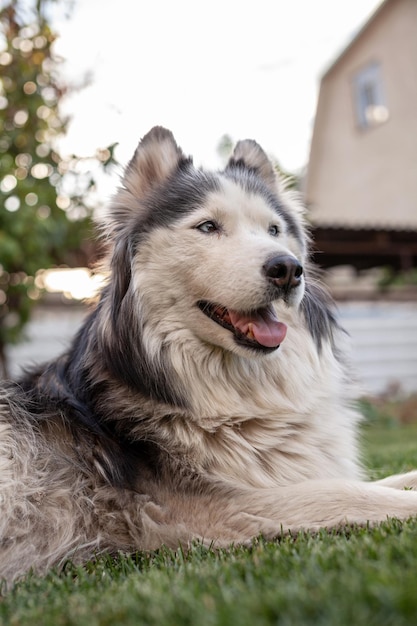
1, 126, 417, 586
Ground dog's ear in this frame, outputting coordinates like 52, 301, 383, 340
106, 127, 188, 234
227, 139, 277, 193
123, 126, 187, 197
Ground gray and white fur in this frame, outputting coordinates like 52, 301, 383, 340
1, 126, 417, 587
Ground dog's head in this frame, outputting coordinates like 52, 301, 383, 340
101, 127, 310, 360
100, 127, 306, 356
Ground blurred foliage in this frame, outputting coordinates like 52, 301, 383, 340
216, 133, 234, 164
379, 267, 417, 290
357, 397, 395, 427
216, 132, 299, 190
0, 0, 116, 376
359, 392, 417, 427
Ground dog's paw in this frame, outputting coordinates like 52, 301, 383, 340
374, 470, 417, 491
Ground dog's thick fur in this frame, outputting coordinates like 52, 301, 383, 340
1, 126, 417, 586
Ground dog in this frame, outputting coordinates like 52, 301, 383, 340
1, 126, 417, 586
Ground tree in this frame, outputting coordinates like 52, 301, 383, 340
0, 1, 115, 376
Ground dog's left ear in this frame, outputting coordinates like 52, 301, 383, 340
106, 127, 189, 234
227, 140, 277, 193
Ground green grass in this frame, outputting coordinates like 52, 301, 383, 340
363, 421, 417, 478
2, 422, 417, 626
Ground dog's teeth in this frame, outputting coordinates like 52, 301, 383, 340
247, 323, 255, 340
215, 307, 230, 323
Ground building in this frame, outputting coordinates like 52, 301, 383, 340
306, 0, 417, 271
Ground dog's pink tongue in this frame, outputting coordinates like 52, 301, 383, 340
229, 308, 287, 347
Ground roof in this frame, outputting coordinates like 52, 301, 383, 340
321, 0, 390, 79
309, 219, 417, 233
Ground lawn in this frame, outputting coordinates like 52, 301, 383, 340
1, 421, 417, 626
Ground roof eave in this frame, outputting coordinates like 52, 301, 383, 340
321, 0, 391, 80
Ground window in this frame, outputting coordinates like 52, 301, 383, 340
353, 62, 389, 129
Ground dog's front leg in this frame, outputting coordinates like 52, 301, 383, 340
234, 479, 417, 535
135, 479, 417, 549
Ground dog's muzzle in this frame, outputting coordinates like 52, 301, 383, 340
197, 255, 303, 353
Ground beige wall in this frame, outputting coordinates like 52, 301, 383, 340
306, 0, 417, 229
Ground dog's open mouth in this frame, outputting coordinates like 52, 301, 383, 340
197, 301, 287, 351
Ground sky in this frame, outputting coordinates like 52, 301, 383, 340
52, 0, 383, 179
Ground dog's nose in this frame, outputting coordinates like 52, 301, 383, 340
263, 255, 303, 289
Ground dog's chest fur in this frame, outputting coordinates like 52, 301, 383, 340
142, 321, 362, 491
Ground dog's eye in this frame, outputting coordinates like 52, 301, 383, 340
196, 220, 220, 234
268, 224, 280, 237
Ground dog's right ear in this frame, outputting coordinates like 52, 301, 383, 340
124, 126, 187, 197
106, 126, 188, 234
